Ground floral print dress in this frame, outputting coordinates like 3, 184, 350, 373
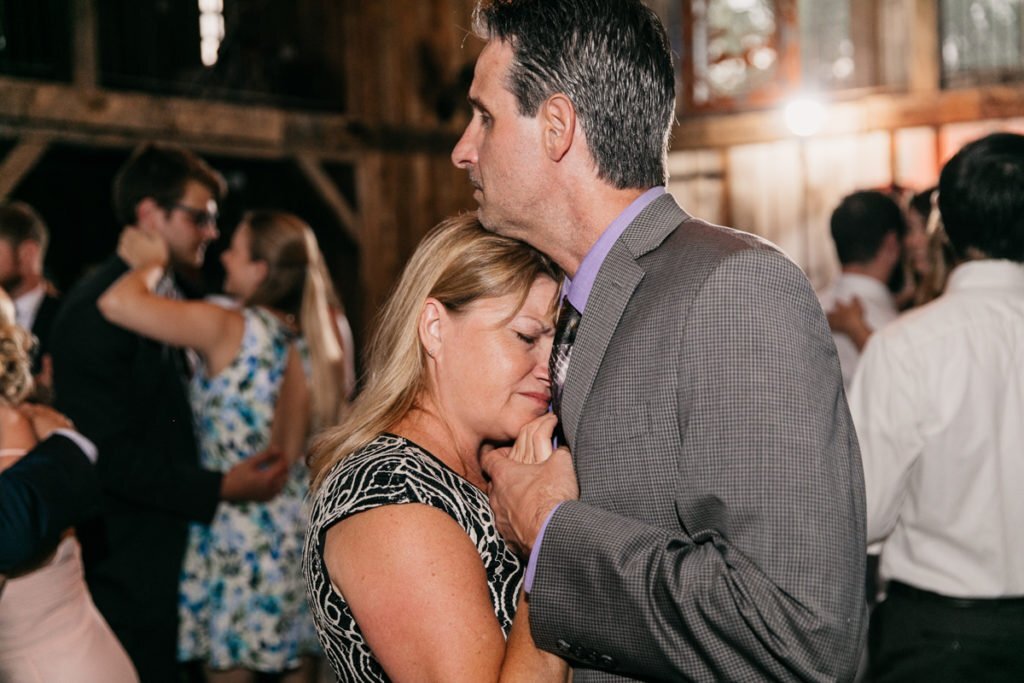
178, 305, 318, 671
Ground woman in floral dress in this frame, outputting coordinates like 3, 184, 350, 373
99, 210, 347, 683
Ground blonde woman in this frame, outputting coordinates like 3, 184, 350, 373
0, 287, 138, 682
99, 210, 346, 683
304, 214, 569, 682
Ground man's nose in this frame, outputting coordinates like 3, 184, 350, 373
452, 124, 477, 169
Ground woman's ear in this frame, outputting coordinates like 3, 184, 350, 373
418, 297, 446, 360
251, 259, 270, 286
541, 93, 576, 162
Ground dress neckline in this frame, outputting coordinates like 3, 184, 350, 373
378, 432, 484, 491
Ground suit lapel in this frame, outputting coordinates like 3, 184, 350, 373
561, 246, 643, 447
560, 193, 688, 447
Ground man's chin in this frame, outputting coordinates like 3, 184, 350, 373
475, 206, 511, 237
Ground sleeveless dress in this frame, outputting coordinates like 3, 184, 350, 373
0, 448, 138, 683
303, 433, 524, 682
177, 306, 318, 671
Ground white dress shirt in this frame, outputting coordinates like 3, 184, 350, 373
13, 284, 46, 332
848, 260, 1024, 598
819, 273, 899, 390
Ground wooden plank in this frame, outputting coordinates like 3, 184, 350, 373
673, 84, 1024, 150
0, 77, 457, 159
295, 153, 361, 246
0, 135, 51, 197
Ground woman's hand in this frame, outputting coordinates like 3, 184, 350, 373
117, 227, 169, 270
827, 297, 873, 351
507, 412, 558, 464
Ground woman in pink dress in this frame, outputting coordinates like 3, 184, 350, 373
0, 287, 138, 683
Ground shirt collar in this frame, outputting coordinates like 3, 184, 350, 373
944, 259, 1024, 293
13, 283, 46, 330
564, 186, 665, 313
837, 272, 895, 305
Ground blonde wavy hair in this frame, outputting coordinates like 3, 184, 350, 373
308, 213, 560, 490
243, 210, 347, 430
0, 289, 34, 406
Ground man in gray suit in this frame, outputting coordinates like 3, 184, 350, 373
454, 1, 867, 680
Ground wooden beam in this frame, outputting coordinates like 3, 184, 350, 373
0, 77, 460, 160
0, 135, 51, 197
673, 84, 1024, 150
295, 153, 361, 246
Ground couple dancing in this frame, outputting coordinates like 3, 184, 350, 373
303, 1, 866, 681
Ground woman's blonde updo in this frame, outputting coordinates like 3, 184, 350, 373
0, 289, 34, 406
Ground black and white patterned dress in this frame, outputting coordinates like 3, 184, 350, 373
303, 433, 524, 682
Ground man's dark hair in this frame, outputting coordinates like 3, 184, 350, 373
0, 201, 49, 255
473, 0, 675, 190
939, 132, 1024, 262
112, 142, 226, 227
829, 190, 907, 265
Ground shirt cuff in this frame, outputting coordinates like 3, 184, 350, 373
524, 503, 562, 594
54, 429, 98, 464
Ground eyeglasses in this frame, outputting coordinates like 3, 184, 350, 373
169, 203, 218, 229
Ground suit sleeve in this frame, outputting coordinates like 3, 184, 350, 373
529, 249, 867, 681
0, 434, 100, 573
51, 274, 221, 522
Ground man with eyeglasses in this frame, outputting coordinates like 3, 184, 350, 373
49, 142, 289, 682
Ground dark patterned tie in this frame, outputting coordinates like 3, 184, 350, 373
549, 297, 582, 420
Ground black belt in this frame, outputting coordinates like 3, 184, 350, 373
887, 581, 1024, 610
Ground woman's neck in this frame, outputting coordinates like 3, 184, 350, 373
391, 406, 486, 490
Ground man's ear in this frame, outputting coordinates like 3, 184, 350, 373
135, 198, 163, 232
882, 231, 901, 257
541, 94, 576, 162
418, 297, 446, 360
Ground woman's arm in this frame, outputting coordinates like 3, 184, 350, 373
323, 503, 568, 683
268, 344, 311, 465
97, 227, 243, 373
500, 598, 570, 682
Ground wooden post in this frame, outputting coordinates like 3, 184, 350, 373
295, 153, 361, 246
908, 0, 940, 93
72, 0, 99, 89
0, 135, 50, 198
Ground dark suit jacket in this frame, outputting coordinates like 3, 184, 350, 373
530, 194, 867, 681
0, 433, 99, 573
30, 292, 61, 376
50, 255, 221, 634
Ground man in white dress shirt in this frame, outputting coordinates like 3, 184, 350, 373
819, 190, 905, 391
0, 201, 61, 387
848, 132, 1024, 681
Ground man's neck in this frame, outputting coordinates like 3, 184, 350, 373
9, 275, 43, 299
560, 186, 650, 277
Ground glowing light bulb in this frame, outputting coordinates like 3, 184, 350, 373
784, 98, 826, 137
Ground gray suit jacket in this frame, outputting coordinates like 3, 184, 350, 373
530, 194, 867, 682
